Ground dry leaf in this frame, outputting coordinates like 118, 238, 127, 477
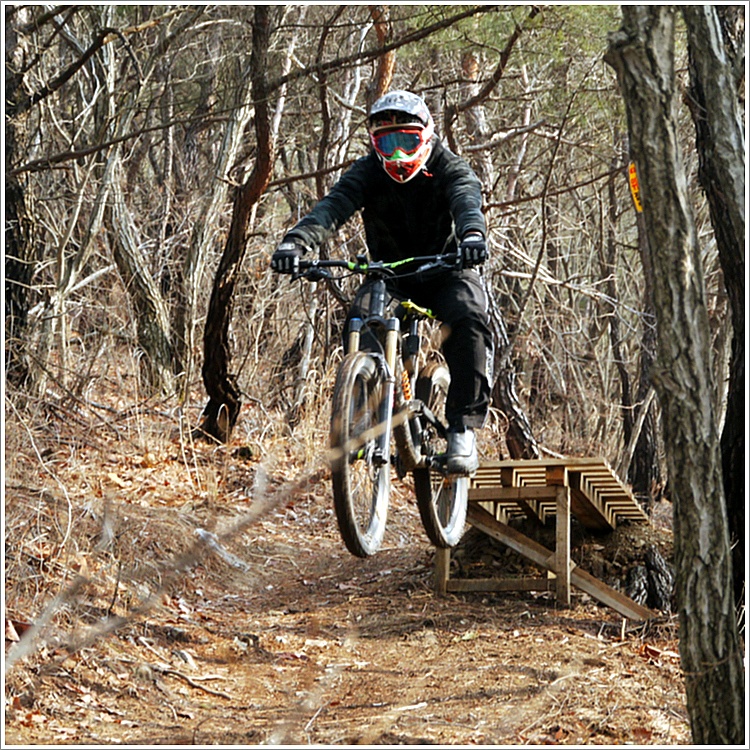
107, 472, 129, 489
5, 619, 20, 642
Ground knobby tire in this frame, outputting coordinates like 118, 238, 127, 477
330, 351, 390, 557
413, 363, 468, 547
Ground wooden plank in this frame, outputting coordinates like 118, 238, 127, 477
547, 465, 568, 486
555, 485, 571, 606
501, 466, 516, 487
469, 485, 557, 524
569, 471, 615, 529
477, 458, 608, 472
434, 547, 450, 596
466, 503, 553, 569
466, 504, 654, 620
604, 501, 649, 522
478, 500, 510, 525
570, 567, 655, 622
447, 577, 555, 593
569, 485, 613, 531
468, 486, 558, 501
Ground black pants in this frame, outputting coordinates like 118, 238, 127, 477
346, 268, 494, 430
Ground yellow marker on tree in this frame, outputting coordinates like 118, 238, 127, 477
628, 162, 643, 212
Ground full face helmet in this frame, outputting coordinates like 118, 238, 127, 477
368, 90, 435, 183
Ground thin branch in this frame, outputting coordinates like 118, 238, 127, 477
463, 119, 545, 152
13, 26, 115, 115
268, 158, 358, 188
15, 4, 80, 35
485, 165, 628, 211
10, 7, 490, 177
272, 5, 497, 90
9, 113, 224, 175
443, 5, 540, 150
457, 6, 541, 114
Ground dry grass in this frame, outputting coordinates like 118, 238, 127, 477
3, 342, 691, 745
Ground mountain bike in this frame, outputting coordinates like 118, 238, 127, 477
294, 253, 469, 557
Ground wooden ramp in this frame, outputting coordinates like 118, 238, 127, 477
434, 458, 654, 621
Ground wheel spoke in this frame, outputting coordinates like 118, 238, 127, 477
331, 352, 390, 557
413, 363, 468, 547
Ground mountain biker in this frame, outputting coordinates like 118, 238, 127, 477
271, 90, 493, 475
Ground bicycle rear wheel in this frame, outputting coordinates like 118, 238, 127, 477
330, 351, 390, 557
413, 362, 468, 548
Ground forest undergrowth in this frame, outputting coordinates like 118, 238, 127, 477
3, 345, 690, 746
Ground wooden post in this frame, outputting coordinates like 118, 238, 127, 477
466, 503, 654, 620
555, 484, 571, 606
434, 547, 450, 596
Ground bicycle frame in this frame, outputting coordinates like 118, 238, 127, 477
294, 252, 468, 554
297, 254, 458, 467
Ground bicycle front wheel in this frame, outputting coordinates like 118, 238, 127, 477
330, 351, 390, 557
413, 363, 468, 548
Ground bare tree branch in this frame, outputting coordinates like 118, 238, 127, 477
273, 5, 497, 90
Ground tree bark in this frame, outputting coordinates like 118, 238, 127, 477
629, 207, 661, 509
108, 176, 175, 392
460, 51, 496, 189
604, 150, 633, 457
682, 4, 745, 609
489, 295, 540, 460
198, 6, 274, 442
443, 5, 540, 152
5, 7, 36, 388
366, 5, 395, 108
173, 51, 255, 389
605, 7, 744, 744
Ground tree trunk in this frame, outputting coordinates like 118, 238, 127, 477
173, 55, 256, 389
365, 5, 395, 109
489, 296, 540, 460
682, 4, 745, 609
604, 150, 633, 455
5, 8, 35, 388
5, 135, 34, 389
630, 207, 661, 509
605, 7, 744, 744
108, 176, 175, 393
460, 51, 496, 189
608, 142, 661, 511
198, 6, 274, 442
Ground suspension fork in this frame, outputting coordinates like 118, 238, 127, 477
366, 278, 399, 464
377, 317, 400, 464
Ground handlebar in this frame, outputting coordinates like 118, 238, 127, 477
293, 253, 461, 282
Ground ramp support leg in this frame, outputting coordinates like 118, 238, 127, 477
555, 484, 571, 606
435, 547, 450, 596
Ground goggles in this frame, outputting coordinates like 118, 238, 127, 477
371, 128, 426, 159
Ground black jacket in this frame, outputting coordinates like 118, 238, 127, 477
284, 138, 485, 262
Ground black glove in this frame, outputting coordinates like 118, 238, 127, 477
459, 232, 487, 268
271, 239, 306, 274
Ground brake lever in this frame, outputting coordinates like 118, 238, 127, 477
293, 263, 333, 282
305, 267, 330, 282
414, 255, 460, 283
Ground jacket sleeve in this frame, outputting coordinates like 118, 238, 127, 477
440, 149, 486, 239
283, 157, 370, 250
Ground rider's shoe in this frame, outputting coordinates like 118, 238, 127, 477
446, 428, 479, 475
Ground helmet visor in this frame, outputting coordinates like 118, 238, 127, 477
372, 128, 425, 159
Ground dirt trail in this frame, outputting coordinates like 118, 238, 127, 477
4, 439, 689, 746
